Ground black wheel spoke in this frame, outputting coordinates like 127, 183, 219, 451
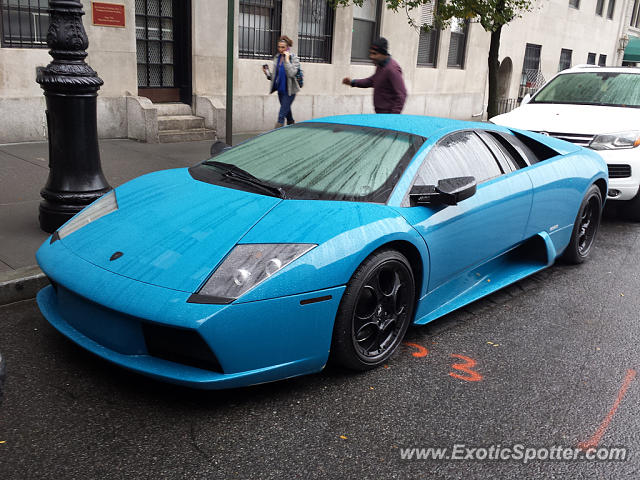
354, 285, 378, 321
355, 321, 378, 345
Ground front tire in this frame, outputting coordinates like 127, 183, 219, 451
561, 185, 602, 264
330, 249, 416, 371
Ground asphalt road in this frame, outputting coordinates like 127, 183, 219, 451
0, 209, 638, 479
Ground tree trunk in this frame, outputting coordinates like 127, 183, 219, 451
486, 25, 502, 119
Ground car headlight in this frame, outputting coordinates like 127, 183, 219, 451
589, 131, 640, 150
194, 243, 316, 302
56, 190, 118, 240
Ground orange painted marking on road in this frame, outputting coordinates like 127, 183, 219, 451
403, 342, 429, 358
449, 354, 483, 382
578, 369, 637, 451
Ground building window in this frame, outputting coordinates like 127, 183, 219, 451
519, 43, 543, 98
569, 0, 580, 8
351, 0, 381, 62
298, 0, 334, 63
447, 18, 468, 68
558, 48, 572, 71
416, 2, 439, 67
587, 52, 596, 64
0, 0, 49, 48
607, 0, 615, 18
596, 0, 604, 15
631, 0, 640, 26
135, 0, 177, 89
239, 0, 283, 59
598, 54, 607, 65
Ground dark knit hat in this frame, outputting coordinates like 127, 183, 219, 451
370, 37, 389, 55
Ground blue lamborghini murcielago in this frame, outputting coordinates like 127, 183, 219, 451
36, 114, 608, 389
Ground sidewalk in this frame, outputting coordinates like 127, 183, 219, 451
0, 133, 260, 305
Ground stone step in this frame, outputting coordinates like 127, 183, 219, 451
158, 128, 216, 143
158, 115, 205, 131
155, 102, 192, 116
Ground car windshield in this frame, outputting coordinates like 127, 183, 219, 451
531, 72, 640, 107
191, 123, 423, 202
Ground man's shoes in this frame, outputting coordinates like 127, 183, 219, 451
275, 122, 284, 129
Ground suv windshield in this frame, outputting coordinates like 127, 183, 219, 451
190, 123, 423, 202
531, 72, 640, 107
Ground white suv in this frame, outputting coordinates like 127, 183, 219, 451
491, 66, 640, 219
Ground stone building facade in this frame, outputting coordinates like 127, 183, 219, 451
0, 0, 633, 144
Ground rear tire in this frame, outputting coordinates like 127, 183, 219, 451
561, 185, 602, 264
330, 249, 415, 371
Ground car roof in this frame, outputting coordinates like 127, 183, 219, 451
303, 114, 512, 138
558, 66, 640, 75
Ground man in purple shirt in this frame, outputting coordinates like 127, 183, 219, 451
342, 37, 407, 114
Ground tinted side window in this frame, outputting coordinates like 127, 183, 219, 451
415, 131, 502, 186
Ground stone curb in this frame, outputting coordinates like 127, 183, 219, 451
0, 266, 49, 306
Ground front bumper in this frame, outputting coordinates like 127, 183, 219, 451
596, 148, 640, 201
36, 239, 345, 389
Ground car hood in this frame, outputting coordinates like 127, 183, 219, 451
58, 168, 282, 293
491, 103, 640, 135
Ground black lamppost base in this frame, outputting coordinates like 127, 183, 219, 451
36, 0, 111, 234
39, 188, 111, 233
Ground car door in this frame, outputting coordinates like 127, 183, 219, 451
399, 130, 534, 293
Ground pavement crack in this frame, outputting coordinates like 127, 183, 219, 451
0, 148, 49, 170
189, 421, 210, 459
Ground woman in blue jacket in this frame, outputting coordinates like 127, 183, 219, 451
263, 35, 301, 128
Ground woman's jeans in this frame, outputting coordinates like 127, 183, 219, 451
277, 92, 296, 124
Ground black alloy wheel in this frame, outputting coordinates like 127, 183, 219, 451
330, 249, 416, 370
562, 185, 602, 264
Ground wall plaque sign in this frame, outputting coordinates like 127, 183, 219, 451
92, 2, 125, 28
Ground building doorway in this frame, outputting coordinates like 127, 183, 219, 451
135, 0, 191, 104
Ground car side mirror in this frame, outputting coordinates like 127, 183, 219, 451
409, 176, 477, 206
210, 140, 231, 157
520, 93, 531, 105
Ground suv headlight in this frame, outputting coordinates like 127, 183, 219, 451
192, 243, 316, 303
55, 190, 118, 240
589, 131, 640, 150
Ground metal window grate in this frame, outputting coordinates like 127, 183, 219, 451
607, 0, 615, 18
135, 0, 175, 88
239, 0, 282, 60
596, 0, 604, 15
598, 54, 607, 66
298, 0, 334, 63
587, 52, 596, 64
519, 43, 542, 97
416, 2, 439, 67
558, 48, 572, 71
0, 0, 49, 48
569, 0, 580, 8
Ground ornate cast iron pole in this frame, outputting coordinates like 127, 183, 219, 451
36, 0, 111, 233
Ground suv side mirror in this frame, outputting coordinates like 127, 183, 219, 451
210, 140, 231, 157
409, 176, 477, 206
